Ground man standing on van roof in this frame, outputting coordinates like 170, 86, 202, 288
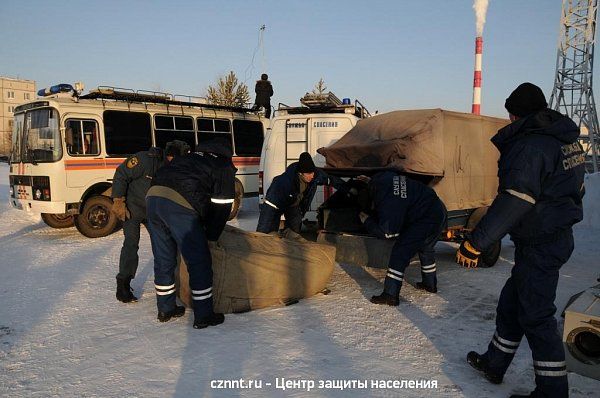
254, 73, 273, 118
112, 140, 190, 304
257, 152, 345, 234
457, 83, 585, 398
357, 172, 447, 305
146, 136, 236, 329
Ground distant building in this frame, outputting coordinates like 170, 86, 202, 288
0, 77, 36, 156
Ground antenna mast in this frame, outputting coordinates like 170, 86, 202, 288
259, 25, 266, 74
549, 0, 600, 172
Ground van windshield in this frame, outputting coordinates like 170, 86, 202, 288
11, 108, 62, 163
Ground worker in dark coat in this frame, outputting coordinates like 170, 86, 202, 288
112, 140, 190, 303
146, 136, 236, 329
257, 152, 346, 234
457, 83, 586, 398
254, 73, 273, 118
357, 171, 447, 305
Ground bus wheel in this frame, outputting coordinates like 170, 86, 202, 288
228, 179, 244, 220
480, 240, 502, 268
74, 195, 119, 238
41, 213, 75, 229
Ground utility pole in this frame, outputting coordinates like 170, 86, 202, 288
549, 0, 600, 172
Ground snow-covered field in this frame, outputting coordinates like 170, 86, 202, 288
0, 163, 598, 398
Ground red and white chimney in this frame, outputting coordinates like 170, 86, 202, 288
471, 36, 483, 115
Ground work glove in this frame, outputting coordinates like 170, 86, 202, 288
456, 240, 482, 268
111, 197, 130, 221
356, 175, 371, 184
359, 211, 369, 223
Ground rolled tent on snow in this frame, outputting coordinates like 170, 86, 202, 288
176, 226, 336, 313
317, 109, 509, 211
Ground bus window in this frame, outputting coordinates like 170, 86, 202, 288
196, 118, 233, 153
104, 111, 152, 156
66, 119, 100, 156
154, 115, 195, 150
233, 120, 264, 157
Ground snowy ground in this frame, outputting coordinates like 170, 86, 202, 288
0, 163, 598, 398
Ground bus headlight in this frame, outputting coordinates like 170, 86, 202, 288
9, 186, 14, 198
35, 189, 42, 200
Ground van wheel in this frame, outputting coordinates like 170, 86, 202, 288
228, 179, 244, 220
480, 240, 501, 268
74, 195, 119, 238
41, 213, 75, 228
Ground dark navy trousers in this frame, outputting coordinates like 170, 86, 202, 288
383, 201, 446, 296
482, 231, 574, 398
256, 203, 303, 234
116, 215, 145, 280
146, 196, 214, 319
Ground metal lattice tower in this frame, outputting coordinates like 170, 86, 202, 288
549, 0, 600, 172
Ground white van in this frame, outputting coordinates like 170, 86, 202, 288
259, 93, 370, 220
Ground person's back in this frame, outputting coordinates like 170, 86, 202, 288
254, 73, 273, 118
112, 147, 164, 216
491, 108, 585, 242
368, 171, 441, 237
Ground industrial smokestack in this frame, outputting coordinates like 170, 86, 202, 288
472, 36, 483, 115
471, 1, 489, 115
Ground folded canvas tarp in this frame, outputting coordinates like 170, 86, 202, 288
176, 226, 336, 313
318, 109, 509, 211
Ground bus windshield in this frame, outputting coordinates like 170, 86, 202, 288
11, 113, 24, 162
11, 108, 62, 163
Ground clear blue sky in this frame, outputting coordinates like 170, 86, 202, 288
0, 0, 587, 117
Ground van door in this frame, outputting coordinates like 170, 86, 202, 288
308, 116, 357, 212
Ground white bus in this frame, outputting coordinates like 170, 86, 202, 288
9, 84, 266, 238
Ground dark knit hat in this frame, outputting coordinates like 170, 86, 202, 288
297, 152, 316, 173
165, 140, 191, 157
505, 82, 548, 117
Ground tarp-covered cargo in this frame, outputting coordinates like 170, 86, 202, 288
317, 109, 509, 211
176, 226, 336, 313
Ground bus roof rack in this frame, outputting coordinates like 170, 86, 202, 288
80, 86, 256, 114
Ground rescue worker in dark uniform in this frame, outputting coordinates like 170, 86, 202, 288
146, 136, 236, 328
256, 152, 346, 234
357, 171, 447, 305
254, 73, 273, 118
112, 140, 190, 303
457, 83, 586, 398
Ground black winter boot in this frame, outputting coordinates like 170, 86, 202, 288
193, 313, 225, 329
467, 351, 503, 384
157, 306, 185, 322
116, 277, 138, 303
370, 292, 400, 306
415, 282, 438, 293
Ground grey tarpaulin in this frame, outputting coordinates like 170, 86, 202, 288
317, 109, 509, 211
176, 226, 336, 313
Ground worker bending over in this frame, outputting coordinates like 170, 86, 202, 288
358, 171, 447, 306
257, 152, 345, 234
146, 137, 236, 329
112, 140, 190, 303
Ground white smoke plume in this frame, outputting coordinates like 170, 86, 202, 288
473, 0, 489, 36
